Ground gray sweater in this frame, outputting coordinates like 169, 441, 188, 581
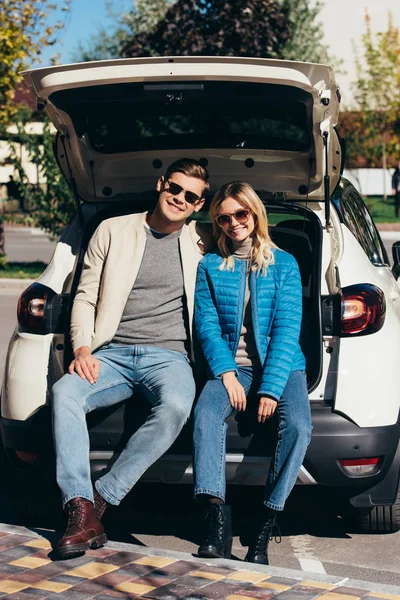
112, 225, 188, 354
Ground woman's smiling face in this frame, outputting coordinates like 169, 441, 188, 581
217, 197, 255, 243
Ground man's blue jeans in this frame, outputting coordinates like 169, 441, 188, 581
193, 368, 312, 511
52, 345, 195, 507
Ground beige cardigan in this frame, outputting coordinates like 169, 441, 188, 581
70, 212, 206, 354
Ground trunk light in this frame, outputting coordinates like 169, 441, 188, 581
339, 457, 380, 476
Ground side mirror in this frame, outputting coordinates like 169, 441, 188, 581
392, 242, 400, 279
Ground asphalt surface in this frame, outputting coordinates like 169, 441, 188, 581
0, 227, 399, 587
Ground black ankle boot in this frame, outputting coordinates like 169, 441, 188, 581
245, 512, 281, 565
198, 504, 232, 558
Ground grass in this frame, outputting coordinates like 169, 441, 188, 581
0, 261, 47, 279
363, 196, 400, 223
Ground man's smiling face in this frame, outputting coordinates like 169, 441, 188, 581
155, 172, 205, 226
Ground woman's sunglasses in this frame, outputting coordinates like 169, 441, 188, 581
163, 180, 201, 204
216, 209, 251, 228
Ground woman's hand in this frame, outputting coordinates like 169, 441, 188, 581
222, 372, 247, 411
69, 346, 100, 384
258, 396, 278, 423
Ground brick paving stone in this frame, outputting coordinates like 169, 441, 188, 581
95, 571, 137, 587
183, 581, 248, 599
74, 577, 115, 596
103, 551, 145, 566
119, 563, 161, 577
129, 575, 174, 588
175, 575, 225, 589
0, 534, 33, 548
16, 590, 48, 598
8, 570, 50, 584
85, 547, 120, 559
334, 589, 370, 598
197, 566, 237, 577
269, 590, 324, 600
232, 586, 276, 599
259, 577, 299, 587
4, 592, 46, 600
292, 585, 335, 596
0, 545, 41, 563
50, 573, 87, 585
0, 563, 28, 576
144, 581, 205, 599
152, 561, 202, 577
95, 594, 130, 600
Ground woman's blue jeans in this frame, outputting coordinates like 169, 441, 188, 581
52, 344, 195, 508
193, 368, 312, 511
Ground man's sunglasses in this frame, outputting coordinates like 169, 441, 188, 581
163, 180, 202, 204
216, 209, 251, 228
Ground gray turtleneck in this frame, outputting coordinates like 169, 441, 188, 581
232, 238, 260, 368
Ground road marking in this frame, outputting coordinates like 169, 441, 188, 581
289, 536, 326, 574
298, 558, 326, 574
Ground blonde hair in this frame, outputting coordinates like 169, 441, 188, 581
210, 182, 275, 274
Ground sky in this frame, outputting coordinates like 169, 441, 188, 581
38, 0, 400, 107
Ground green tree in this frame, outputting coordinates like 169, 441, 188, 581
121, 0, 290, 58
0, 0, 70, 125
2, 113, 75, 237
352, 11, 400, 198
279, 0, 337, 65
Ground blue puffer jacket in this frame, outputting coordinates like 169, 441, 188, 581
194, 248, 305, 401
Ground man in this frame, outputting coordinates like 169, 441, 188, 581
52, 158, 209, 559
392, 161, 400, 218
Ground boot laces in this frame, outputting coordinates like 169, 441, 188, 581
67, 502, 85, 529
204, 505, 224, 543
255, 518, 281, 553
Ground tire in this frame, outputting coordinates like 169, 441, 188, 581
355, 487, 400, 533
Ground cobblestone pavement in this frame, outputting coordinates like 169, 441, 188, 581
0, 525, 398, 600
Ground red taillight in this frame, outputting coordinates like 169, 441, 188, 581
15, 450, 39, 465
341, 284, 385, 336
339, 457, 380, 476
17, 283, 56, 334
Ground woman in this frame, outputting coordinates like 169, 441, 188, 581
193, 182, 312, 565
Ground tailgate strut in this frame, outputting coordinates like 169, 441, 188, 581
60, 134, 84, 226
323, 131, 331, 228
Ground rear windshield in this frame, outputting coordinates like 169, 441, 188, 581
50, 81, 313, 154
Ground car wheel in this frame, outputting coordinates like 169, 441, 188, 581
355, 487, 400, 533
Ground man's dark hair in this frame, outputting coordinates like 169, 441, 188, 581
164, 158, 210, 195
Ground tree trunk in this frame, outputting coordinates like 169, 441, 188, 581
382, 133, 387, 201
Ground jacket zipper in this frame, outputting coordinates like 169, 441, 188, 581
232, 259, 247, 358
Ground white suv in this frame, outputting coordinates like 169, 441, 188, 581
1, 57, 400, 532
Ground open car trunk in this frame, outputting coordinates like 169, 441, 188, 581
22, 56, 342, 205
64, 200, 322, 461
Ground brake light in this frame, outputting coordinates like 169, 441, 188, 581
15, 450, 39, 465
341, 284, 385, 336
17, 283, 56, 334
339, 457, 380, 476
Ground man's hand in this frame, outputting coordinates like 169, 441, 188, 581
222, 372, 246, 411
392, 188, 396, 196
69, 346, 100, 384
258, 396, 278, 423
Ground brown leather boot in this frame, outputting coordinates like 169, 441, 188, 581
93, 487, 108, 520
57, 497, 107, 559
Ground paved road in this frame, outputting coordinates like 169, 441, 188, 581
2, 227, 56, 263
0, 228, 399, 586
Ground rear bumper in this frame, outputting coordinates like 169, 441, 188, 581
1, 405, 399, 507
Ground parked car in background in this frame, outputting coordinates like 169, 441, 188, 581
1, 56, 399, 532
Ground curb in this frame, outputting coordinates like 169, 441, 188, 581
0, 278, 34, 292
0, 523, 398, 595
